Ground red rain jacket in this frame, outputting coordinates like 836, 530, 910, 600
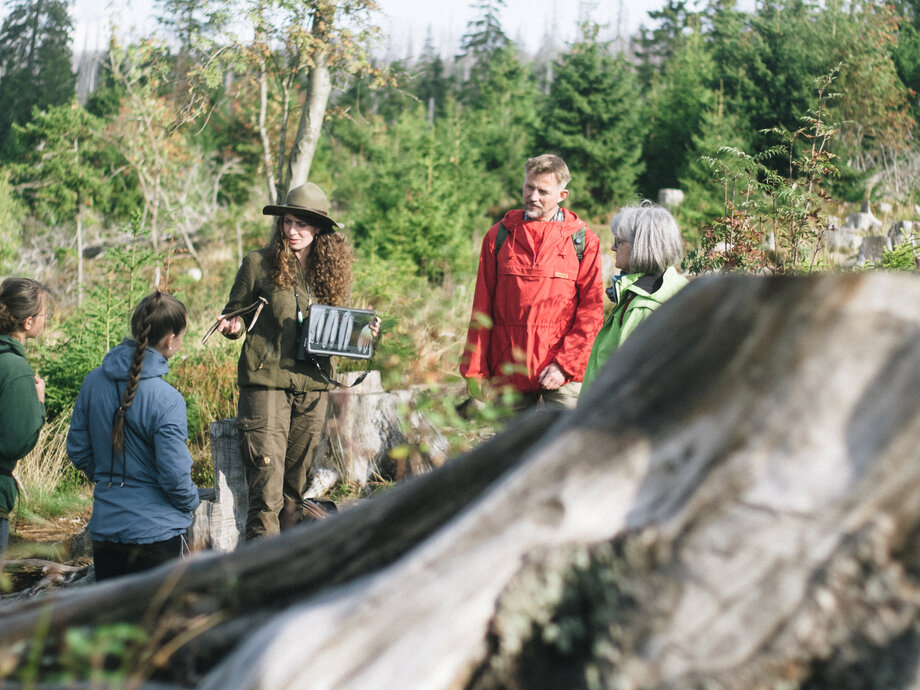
460, 208, 603, 392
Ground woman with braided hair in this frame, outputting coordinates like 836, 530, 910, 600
67, 292, 199, 581
215, 182, 364, 540
0, 277, 52, 557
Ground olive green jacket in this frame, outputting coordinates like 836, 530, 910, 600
0, 334, 45, 516
222, 247, 334, 391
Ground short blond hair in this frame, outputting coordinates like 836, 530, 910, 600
524, 154, 571, 188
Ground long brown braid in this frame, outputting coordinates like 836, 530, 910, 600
267, 216, 353, 306
111, 292, 187, 454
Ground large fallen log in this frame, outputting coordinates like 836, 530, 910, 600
2, 272, 920, 689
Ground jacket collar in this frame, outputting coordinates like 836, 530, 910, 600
523, 207, 566, 222
610, 266, 684, 304
0, 334, 26, 358
505, 207, 581, 232
101, 339, 170, 381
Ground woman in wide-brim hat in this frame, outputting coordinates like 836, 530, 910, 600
214, 182, 354, 541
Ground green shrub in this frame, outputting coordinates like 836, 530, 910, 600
39, 218, 162, 418
864, 239, 920, 271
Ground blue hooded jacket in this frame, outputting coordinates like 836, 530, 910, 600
67, 339, 200, 543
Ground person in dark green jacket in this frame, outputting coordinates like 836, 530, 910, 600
214, 183, 360, 540
0, 277, 51, 556
582, 202, 687, 393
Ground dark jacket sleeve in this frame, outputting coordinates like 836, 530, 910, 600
221, 251, 262, 339
0, 363, 45, 465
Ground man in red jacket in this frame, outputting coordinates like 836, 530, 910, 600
460, 154, 603, 410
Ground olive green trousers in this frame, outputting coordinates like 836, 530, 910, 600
236, 386, 328, 540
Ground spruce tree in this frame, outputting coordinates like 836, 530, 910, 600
465, 45, 541, 211
709, 0, 827, 142
413, 30, 454, 123
634, 0, 699, 87
640, 26, 715, 197
0, 0, 76, 158
540, 24, 646, 219
677, 90, 752, 235
892, 21, 920, 117
8, 102, 112, 302
457, 0, 510, 104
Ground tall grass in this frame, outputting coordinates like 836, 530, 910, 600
168, 334, 242, 485
354, 267, 475, 387
14, 405, 92, 523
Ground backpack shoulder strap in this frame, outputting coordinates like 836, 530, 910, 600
618, 291, 639, 326
493, 222, 509, 257
494, 222, 585, 262
495, 223, 585, 261
572, 225, 586, 261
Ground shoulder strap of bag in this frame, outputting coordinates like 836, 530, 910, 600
572, 226, 586, 261
309, 358, 373, 389
617, 292, 639, 326
494, 222, 510, 257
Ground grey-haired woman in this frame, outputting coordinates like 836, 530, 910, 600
582, 201, 687, 391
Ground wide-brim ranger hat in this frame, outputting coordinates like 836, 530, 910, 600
262, 182, 342, 231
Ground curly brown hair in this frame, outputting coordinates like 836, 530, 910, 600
267, 217, 353, 306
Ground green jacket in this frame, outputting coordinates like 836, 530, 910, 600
0, 334, 45, 516
582, 266, 687, 392
222, 247, 334, 391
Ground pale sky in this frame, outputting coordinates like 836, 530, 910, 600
67, 0, 720, 57
374, 0, 668, 58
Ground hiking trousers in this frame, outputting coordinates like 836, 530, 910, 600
512, 381, 582, 412
236, 386, 328, 541
92, 536, 183, 581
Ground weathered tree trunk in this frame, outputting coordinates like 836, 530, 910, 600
309, 370, 449, 493
3, 273, 920, 690
255, 24, 278, 205
285, 3, 334, 190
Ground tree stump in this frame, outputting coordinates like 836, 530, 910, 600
186, 420, 248, 552
188, 371, 449, 552
2, 273, 920, 690
309, 370, 449, 493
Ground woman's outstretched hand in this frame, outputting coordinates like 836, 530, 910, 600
216, 316, 243, 337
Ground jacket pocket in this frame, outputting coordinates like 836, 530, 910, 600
242, 339, 269, 372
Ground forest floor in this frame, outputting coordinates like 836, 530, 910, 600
2, 507, 93, 597
7, 505, 91, 563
